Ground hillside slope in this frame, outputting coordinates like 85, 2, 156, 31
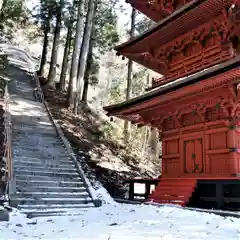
44, 88, 160, 199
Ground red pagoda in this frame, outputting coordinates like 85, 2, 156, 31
104, 0, 240, 210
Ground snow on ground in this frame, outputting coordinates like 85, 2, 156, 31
1, 203, 240, 240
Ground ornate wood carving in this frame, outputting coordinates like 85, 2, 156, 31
151, 14, 234, 88
142, 92, 236, 131
126, 0, 192, 22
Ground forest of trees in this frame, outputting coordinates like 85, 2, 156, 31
0, 0, 161, 163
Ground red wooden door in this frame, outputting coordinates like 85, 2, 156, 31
184, 139, 203, 173
184, 140, 194, 173
194, 139, 203, 173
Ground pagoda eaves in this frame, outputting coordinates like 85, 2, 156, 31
117, 0, 240, 89
104, 59, 240, 123
126, 0, 193, 22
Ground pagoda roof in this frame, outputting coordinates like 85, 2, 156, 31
115, 0, 234, 74
104, 58, 240, 120
125, 0, 193, 22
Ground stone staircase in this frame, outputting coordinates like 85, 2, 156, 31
6, 63, 98, 217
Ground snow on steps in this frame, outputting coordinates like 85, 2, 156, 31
7, 59, 102, 217
148, 178, 197, 206
4, 44, 117, 217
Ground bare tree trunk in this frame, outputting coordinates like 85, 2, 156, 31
82, 36, 93, 102
47, 0, 64, 86
68, 0, 85, 108
74, 0, 96, 114
59, 0, 76, 91
124, 7, 136, 142
59, 25, 72, 90
0, 0, 7, 31
0, 0, 7, 21
39, 17, 50, 76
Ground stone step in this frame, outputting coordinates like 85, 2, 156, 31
15, 170, 79, 177
13, 146, 67, 155
12, 125, 56, 135
14, 166, 77, 174
12, 130, 57, 138
13, 136, 63, 143
18, 203, 95, 210
14, 160, 75, 169
13, 142, 65, 149
16, 186, 86, 193
12, 114, 50, 121
13, 150, 70, 159
12, 119, 51, 127
15, 191, 90, 199
24, 210, 85, 218
13, 140, 63, 147
12, 123, 54, 130
16, 180, 84, 188
13, 163, 77, 173
13, 156, 73, 164
11, 197, 93, 206
15, 174, 81, 182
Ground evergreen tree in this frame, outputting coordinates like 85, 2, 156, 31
68, 0, 85, 108
47, 0, 65, 86
0, 0, 26, 40
81, 0, 119, 103
59, 0, 77, 90
124, 7, 136, 142
74, 0, 96, 114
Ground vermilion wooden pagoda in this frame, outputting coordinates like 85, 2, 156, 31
104, 0, 240, 210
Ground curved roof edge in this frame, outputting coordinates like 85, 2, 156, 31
104, 58, 240, 115
115, 0, 204, 53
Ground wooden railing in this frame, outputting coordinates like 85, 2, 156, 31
4, 85, 12, 182
33, 72, 44, 103
126, 178, 160, 201
0, 77, 13, 196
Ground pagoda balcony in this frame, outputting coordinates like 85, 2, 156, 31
126, 0, 192, 22
151, 43, 234, 89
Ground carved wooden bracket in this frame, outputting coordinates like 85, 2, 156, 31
151, 14, 234, 88
126, 0, 192, 21
172, 111, 181, 128
196, 106, 206, 122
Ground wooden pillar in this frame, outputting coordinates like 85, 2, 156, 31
145, 182, 151, 199
205, 132, 210, 173
129, 182, 134, 200
179, 138, 184, 175
162, 139, 166, 175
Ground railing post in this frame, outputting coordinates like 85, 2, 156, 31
3, 84, 15, 197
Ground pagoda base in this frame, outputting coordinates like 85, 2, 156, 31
149, 176, 240, 211
189, 178, 240, 211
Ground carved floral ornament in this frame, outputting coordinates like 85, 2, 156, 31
126, 0, 192, 18
153, 17, 230, 66
139, 93, 240, 130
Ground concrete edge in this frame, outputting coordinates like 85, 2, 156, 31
43, 101, 102, 207
0, 207, 9, 222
